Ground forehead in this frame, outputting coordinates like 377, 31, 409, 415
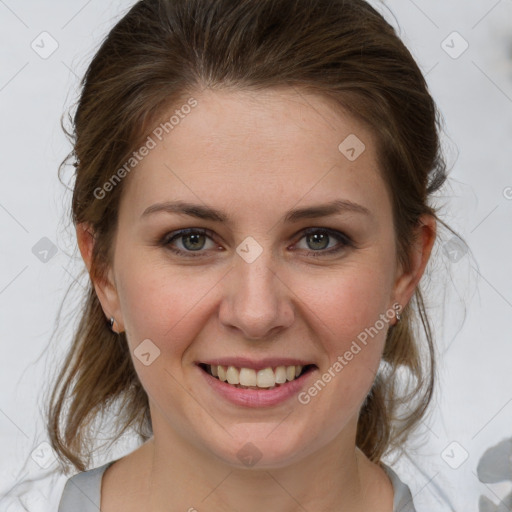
118, 87, 390, 224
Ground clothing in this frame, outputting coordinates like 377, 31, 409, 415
58, 460, 417, 511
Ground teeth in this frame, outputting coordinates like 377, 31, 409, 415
217, 365, 227, 382
207, 364, 305, 389
226, 366, 240, 385
239, 368, 257, 386
257, 368, 275, 388
275, 366, 287, 384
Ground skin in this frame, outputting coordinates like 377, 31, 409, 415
77, 87, 436, 511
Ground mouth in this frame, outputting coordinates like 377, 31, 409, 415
197, 363, 317, 390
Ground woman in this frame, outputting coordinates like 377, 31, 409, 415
49, 0, 452, 510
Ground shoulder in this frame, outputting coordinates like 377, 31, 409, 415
57, 460, 116, 512
381, 463, 418, 512
58, 439, 153, 512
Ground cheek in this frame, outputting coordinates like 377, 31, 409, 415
292, 259, 394, 402
298, 261, 393, 343
116, 255, 221, 356
295, 271, 392, 424
115, 261, 217, 410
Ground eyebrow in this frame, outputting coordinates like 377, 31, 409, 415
141, 199, 371, 223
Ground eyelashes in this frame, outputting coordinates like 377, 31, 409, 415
159, 227, 354, 259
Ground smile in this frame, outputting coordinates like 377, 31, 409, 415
198, 363, 317, 389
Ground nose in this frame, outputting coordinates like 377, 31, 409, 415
218, 247, 295, 340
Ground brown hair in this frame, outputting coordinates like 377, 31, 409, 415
47, 0, 456, 473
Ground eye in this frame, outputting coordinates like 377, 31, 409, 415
160, 227, 353, 259
162, 228, 218, 257
293, 227, 353, 257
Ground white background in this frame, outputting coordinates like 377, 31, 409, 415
0, 1, 511, 510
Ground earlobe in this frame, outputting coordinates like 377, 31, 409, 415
392, 214, 437, 313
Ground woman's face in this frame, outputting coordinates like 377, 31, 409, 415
94, 88, 421, 468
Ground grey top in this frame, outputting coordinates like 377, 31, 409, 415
58, 460, 416, 511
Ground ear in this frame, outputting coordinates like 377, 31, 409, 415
76, 222, 124, 332
391, 214, 437, 317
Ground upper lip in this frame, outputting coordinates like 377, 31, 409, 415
197, 357, 316, 372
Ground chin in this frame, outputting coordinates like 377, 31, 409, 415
207, 432, 310, 470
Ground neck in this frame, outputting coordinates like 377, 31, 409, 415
140, 415, 388, 512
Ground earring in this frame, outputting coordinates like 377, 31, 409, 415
108, 316, 117, 333
396, 311, 401, 322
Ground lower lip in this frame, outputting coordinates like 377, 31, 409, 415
197, 365, 317, 408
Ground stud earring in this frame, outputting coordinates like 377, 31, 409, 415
108, 316, 117, 333
393, 303, 402, 324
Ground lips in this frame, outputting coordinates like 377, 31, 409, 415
196, 361, 318, 407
